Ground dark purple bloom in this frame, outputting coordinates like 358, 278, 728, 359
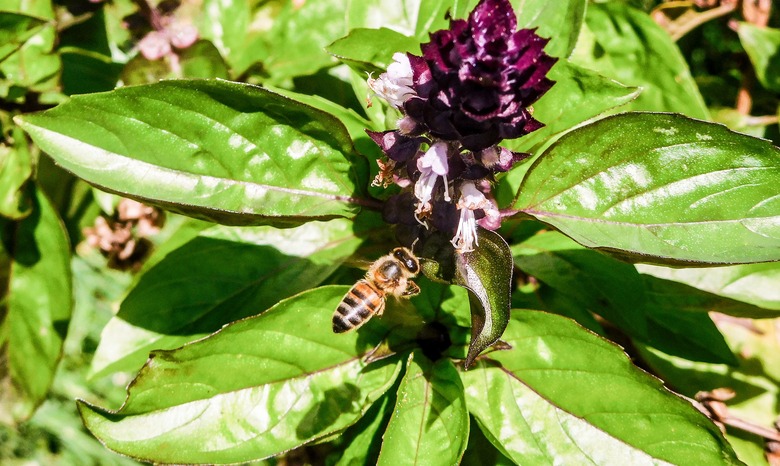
404, 0, 556, 151
365, 0, 556, 253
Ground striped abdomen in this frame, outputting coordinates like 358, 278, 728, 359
333, 280, 385, 333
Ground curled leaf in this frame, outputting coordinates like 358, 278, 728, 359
420, 228, 512, 368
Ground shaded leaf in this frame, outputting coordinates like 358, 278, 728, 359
466, 312, 741, 465
571, 2, 709, 119
456, 229, 513, 367
515, 112, 780, 265
330, 389, 394, 466
0, 125, 33, 219
90, 218, 363, 378
16, 80, 373, 226
512, 231, 649, 339
79, 286, 402, 464
60, 48, 122, 95
0, 186, 71, 422
512, 231, 759, 364
377, 352, 468, 466
460, 416, 514, 466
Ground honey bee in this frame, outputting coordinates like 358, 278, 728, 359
332, 247, 421, 333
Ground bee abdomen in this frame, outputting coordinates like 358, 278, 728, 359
333, 281, 383, 333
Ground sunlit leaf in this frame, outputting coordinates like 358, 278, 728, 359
571, 2, 709, 119
327, 27, 421, 75
377, 352, 468, 465
464, 312, 741, 465
16, 80, 373, 226
0, 11, 47, 64
79, 287, 402, 464
515, 112, 780, 265
0, 1, 60, 94
638, 317, 780, 466
638, 262, 780, 311
90, 218, 364, 378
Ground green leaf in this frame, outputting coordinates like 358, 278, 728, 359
643, 275, 780, 319
78, 286, 402, 464
0, 1, 60, 94
737, 23, 780, 94
420, 228, 513, 367
196, 0, 249, 70
497, 60, 640, 208
377, 352, 468, 466
512, 231, 758, 364
512, 231, 649, 339
465, 363, 675, 465
179, 40, 230, 79
509, 0, 586, 59
460, 416, 514, 466
16, 80, 373, 226
60, 48, 122, 95
464, 312, 741, 465
505, 59, 640, 155
0, 125, 33, 219
515, 112, 780, 265
638, 317, 780, 465
327, 27, 421, 75
331, 389, 394, 466
1, 186, 71, 421
345, 0, 452, 42
233, 0, 349, 82
638, 262, 780, 311
571, 2, 709, 119
0, 11, 47, 64
90, 218, 363, 378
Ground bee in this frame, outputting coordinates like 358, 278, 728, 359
332, 247, 421, 333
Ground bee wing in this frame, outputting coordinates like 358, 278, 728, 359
343, 258, 374, 271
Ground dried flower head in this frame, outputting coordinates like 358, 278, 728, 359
84, 199, 165, 271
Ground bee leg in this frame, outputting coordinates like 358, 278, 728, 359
402, 280, 420, 297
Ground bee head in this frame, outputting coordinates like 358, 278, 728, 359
393, 247, 419, 274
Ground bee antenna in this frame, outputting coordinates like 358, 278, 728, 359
410, 237, 420, 253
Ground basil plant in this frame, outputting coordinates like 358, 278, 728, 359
5, 0, 780, 464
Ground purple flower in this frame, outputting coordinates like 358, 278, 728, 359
366, 0, 556, 253
404, 0, 557, 151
